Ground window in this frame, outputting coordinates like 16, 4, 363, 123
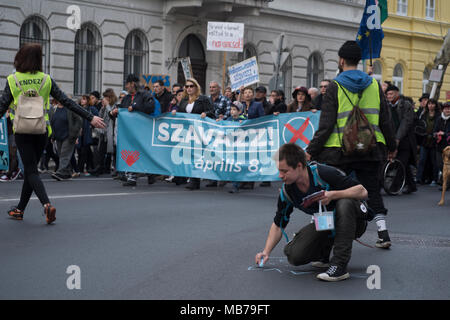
74, 23, 102, 95
238, 44, 257, 62
423, 67, 431, 93
124, 30, 149, 86
372, 60, 382, 82
397, 0, 408, 16
19, 16, 50, 73
426, 0, 435, 20
393, 64, 404, 93
307, 52, 324, 89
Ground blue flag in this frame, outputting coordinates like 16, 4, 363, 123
356, 0, 384, 60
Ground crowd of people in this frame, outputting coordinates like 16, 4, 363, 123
1, 66, 449, 196
1, 41, 450, 282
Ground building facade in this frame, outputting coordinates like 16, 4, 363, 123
373, 0, 450, 102
0, 0, 367, 101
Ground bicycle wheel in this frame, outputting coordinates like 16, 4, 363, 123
383, 160, 405, 195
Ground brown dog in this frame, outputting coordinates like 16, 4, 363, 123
438, 146, 450, 206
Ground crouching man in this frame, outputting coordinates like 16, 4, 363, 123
255, 143, 370, 281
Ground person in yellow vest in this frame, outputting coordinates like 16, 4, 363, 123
0, 43, 105, 224
306, 41, 397, 249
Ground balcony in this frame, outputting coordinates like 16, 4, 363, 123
163, 0, 272, 18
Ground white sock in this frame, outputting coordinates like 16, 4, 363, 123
375, 218, 387, 232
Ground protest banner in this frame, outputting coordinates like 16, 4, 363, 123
179, 57, 193, 80
0, 115, 9, 171
116, 110, 320, 181
228, 57, 259, 92
207, 22, 244, 52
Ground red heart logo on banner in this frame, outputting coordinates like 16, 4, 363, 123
121, 150, 140, 167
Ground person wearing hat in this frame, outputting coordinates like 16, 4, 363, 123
385, 84, 418, 195
89, 90, 102, 112
306, 40, 397, 260
287, 86, 315, 113
417, 93, 430, 114
111, 73, 157, 186
254, 86, 271, 115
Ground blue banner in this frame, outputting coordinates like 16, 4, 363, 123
0, 115, 9, 171
116, 110, 320, 181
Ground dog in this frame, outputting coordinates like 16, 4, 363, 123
438, 146, 450, 206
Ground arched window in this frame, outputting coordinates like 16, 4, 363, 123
124, 30, 149, 86
393, 64, 404, 93
238, 44, 257, 62
423, 67, 431, 94
177, 34, 207, 90
280, 55, 292, 95
372, 60, 382, 82
307, 52, 324, 89
74, 23, 102, 95
19, 16, 50, 73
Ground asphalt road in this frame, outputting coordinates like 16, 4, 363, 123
0, 174, 449, 300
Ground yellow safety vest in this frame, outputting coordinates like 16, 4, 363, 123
324, 78, 386, 147
7, 71, 52, 136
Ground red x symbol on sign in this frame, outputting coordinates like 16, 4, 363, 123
285, 118, 311, 145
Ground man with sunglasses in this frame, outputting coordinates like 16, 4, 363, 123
313, 80, 330, 110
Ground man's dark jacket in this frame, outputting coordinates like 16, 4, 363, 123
306, 73, 397, 165
117, 90, 155, 115
155, 88, 172, 113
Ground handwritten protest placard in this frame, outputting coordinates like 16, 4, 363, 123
228, 57, 259, 91
207, 22, 244, 52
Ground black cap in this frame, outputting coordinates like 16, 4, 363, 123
255, 86, 267, 93
419, 93, 430, 102
338, 40, 362, 62
385, 85, 399, 93
125, 74, 140, 84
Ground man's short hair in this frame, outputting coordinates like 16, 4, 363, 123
385, 85, 400, 93
155, 79, 165, 87
275, 143, 307, 169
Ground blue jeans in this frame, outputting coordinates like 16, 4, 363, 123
416, 146, 438, 183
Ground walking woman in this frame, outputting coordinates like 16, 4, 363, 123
0, 43, 105, 224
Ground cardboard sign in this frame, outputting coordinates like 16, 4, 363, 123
207, 22, 244, 52
228, 57, 259, 91
141, 74, 171, 93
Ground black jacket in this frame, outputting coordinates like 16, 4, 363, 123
117, 90, 155, 115
49, 106, 82, 140
178, 95, 215, 118
265, 99, 287, 115
390, 96, 417, 163
433, 114, 450, 152
155, 88, 172, 114
0, 77, 94, 122
306, 81, 397, 165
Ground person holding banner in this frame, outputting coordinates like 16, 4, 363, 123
255, 143, 369, 281
0, 43, 105, 224
112, 74, 157, 187
172, 78, 214, 190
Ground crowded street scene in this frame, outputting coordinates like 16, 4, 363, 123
0, 0, 449, 307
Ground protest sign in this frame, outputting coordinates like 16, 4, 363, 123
179, 57, 193, 80
228, 57, 259, 91
141, 74, 171, 93
207, 22, 244, 52
116, 110, 320, 181
0, 115, 9, 171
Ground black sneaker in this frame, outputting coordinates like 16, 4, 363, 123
376, 230, 392, 249
205, 181, 218, 187
316, 265, 350, 282
260, 181, 271, 187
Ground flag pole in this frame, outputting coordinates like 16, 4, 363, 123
368, 31, 373, 67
